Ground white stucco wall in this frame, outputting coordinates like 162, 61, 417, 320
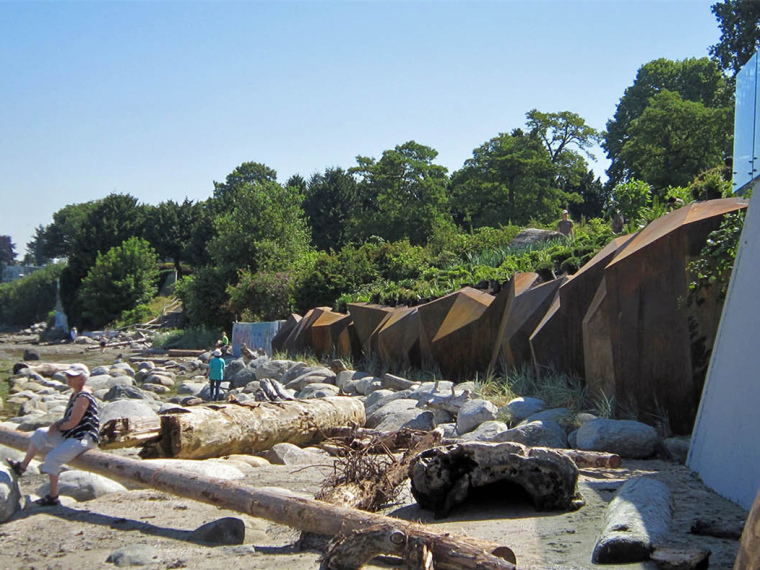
688, 189, 760, 509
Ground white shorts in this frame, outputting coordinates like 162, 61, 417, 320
30, 427, 97, 476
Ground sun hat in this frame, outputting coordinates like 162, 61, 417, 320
64, 363, 90, 378
213, 349, 222, 357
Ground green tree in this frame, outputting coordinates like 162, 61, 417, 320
303, 167, 360, 251
619, 90, 731, 189
710, 0, 760, 76
0, 263, 64, 327
526, 109, 600, 163
604, 58, 731, 187
38, 201, 97, 260
450, 129, 559, 228
213, 162, 278, 208
0, 235, 16, 271
79, 237, 159, 328
25, 226, 50, 266
208, 180, 312, 273
144, 198, 196, 275
349, 141, 452, 245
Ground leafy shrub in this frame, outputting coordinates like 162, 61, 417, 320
175, 265, 236, 330
688, 211, 746, 301
79, 237, 159, 329
227, 269, 297, 322
0, 263, 64, 327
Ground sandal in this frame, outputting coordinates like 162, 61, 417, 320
34, 494, 59, 507
5, 458, 25, 477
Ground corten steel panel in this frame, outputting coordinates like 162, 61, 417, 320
347, 303, 395, 352
271, 313, 302, 352
488, 273, 542, 372
498, 278, 564, 372
282, 307, 331, 354
529, 287, 564, 374
310, 311, 354, 358
421, 287, 495, 378
376, 306, 422, 369
603, 198, 748, 434
556, 233, 637, 375
582, 280, 616, 402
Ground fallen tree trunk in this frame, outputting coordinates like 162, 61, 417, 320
0, 426, 516, 570
145, 398, 366, 459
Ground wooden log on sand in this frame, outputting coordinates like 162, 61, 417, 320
167, 349, 206, 358
99, 417, 162, 449
12, 362, 70, 377
0, 426, 516, 570
146, 398, 367, 460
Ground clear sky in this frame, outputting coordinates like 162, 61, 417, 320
0, 0, 721, 257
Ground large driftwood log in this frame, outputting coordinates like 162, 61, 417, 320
12, 362, 70, 377
146, 398, 366, 459
410, 441, 585, 518
734, 486, 760, 570
0, 426, 516, 570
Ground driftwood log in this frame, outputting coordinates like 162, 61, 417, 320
734, 486, 760, 570
410, 441, 585, 518
167, 349, 206, 358
12, 362, 70, 377
143, 398, 366, 459
0, 426, 516, 570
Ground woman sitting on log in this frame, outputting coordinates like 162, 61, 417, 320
6, 363, 100, 507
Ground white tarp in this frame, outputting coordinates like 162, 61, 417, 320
231, 321, 284, 357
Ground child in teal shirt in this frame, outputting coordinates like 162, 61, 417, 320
207, 349, 226, 401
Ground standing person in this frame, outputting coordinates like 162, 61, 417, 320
207, 349, 226, 401
6, 364, 99, 507
220, 331, 230, 355
69, 327, 77, 343
557, 210, 574, 237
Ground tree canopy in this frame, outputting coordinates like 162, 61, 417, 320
0, 235, 16, 270
710, 0, 760, 76
603, 57, 731, 188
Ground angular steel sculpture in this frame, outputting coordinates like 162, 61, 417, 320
271, 313, 302, 352
347, 303, 395, 353
374, 306, 422, 369
310, 310, 358, 359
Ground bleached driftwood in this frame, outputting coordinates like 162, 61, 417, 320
144, 398, 366, 459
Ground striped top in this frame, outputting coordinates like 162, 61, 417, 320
61, 391, 100, 444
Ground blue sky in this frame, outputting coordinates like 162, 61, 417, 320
0, 0, 721, 256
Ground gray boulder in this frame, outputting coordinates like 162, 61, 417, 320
0, 465, 21, 522
254, 359, 293, 381
365, 389, 416, 417
297, 383, 340, 399
261, 443, 330, 466
229, 366, 258, 388
336, 370, 371, 391
521, 407, 572, 426
510, 228, 564, 247
505, 397, 547, 423
103, 385, 153, 402
223, 359, 246, 381
660, 436, 690, 464
352, 376, 384, 396
456, 399, 499, 435
285, 370, 336, 392
492, 420, 568, 448
38, 470, 126, 501
100, 400, 160, 425
191, 517, 245, 545
88, 374, 135, 391
176, 382, 205, 396
364, 389, 393, 410
366, 399, 418, 429
144, 374, 174, 388
460, 420, 510, 442
106, 544, 159, 567
90, 366, 110, 377
23, 348, 40, 361
136, 361, 155, 372
575, 419, 659, 459
110, 363, 135, 377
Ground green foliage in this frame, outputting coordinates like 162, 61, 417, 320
303, 167, 360, 252
688, 211, 746, 300
227, 270, 297, 322
0, 263, 64, 327
349, 141, 451, 245
209, 180, 313, 274
175, 266, 236, 330
116, 304, 153, 327
689, 165, 733, 201
609, 179, 652, 222
37, 201, 97, 260
143, 198, 198, 274
710, 0, 760, 75
152, 327, 220, 350
79, 237, 159, 329
604, 57, 731, 187
618, 90, 731, 189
